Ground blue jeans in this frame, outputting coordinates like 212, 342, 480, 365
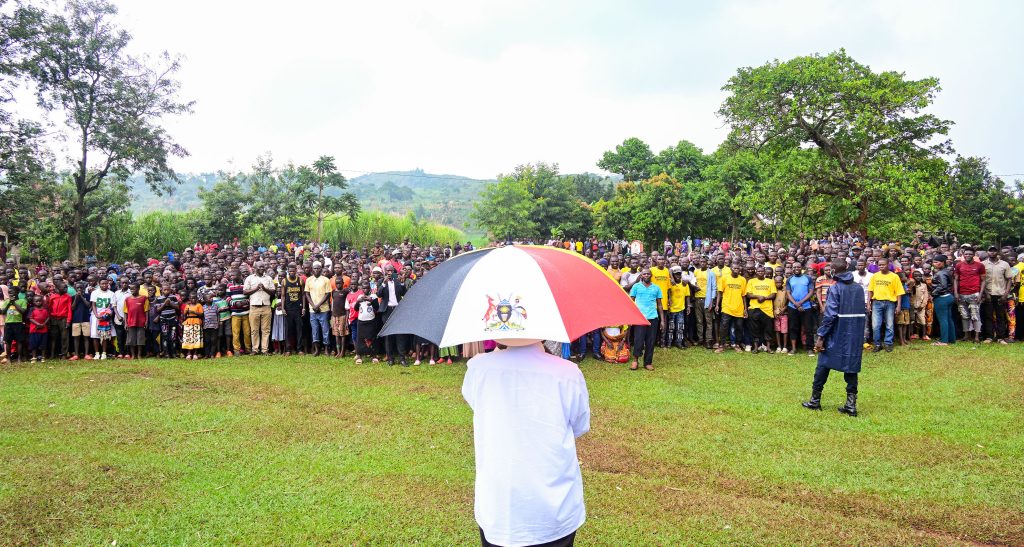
663, 311, 685, 347
309, 311, 330, 344
934, 294, 956, 344
574, 329, 602, 356
871, 300, 896, 347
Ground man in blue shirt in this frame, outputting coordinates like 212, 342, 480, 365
786, 263, 815, 355
629, 268, 664, 371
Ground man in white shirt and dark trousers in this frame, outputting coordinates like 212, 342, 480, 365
462, 339, 590, 547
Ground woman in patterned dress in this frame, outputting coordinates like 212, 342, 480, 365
181, 292, 204, 360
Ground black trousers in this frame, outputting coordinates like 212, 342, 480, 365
380, 307, 407, 359
284, 310, 305, 350
788, 307, 816, 348
1017, 302, 1024, 341
812, 364, 858, 394
204, 328, 218, 357
748, 309, 773, 347
49, 319, 69, 357
632, 317, 659, 365
980, 295, 1008, 340
480, 528, 575, 547
115, 324, 128, 355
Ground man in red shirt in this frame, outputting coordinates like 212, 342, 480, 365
123, 283, 150, 360
953, 246, 986, 343
47, 282, 73, 359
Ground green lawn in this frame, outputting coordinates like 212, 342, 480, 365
1, 344, 1022, 545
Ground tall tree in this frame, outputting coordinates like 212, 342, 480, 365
650, 140, 710, 182
947, 156, 1024, 245
0, 2, 48, 244
597, 137, 654, 182
472, 176, 537, 241
24, 0, 192, 261
718, 49, 952, 235
197, 176, 246, 242
300, 155, 358, 245
566, 172, 615, 203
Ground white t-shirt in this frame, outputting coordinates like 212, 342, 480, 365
852, 270, 873, 304
462, 343, 590, 546
356, 300, 376, 321
112, 289, 131, 324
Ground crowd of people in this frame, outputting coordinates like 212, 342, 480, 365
1, 233, 1022, 367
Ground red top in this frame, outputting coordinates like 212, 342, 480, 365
29, 307, 50, 333
954, 260, 986, 295
125, 296, 149, 328
47, 293, 73, 322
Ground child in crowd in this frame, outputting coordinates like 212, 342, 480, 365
181, 292, 204, 360
271, 295, 286, 355
354, 281, 379, 364
146, 289, 162, 358
910, 271, 931, 341
28, 294, 49, 362
896, 272, 912, 346
47, 282, 72, 359
124, 283, 148, 360
90, 278, 115, 360
330, 279, 349, 358
773, 275, 789, 353
2, 285, 27, 363
214, 285, 231, 357
202, 293, 220, 359
155, 286, 181, 358
71, 281, 91, 360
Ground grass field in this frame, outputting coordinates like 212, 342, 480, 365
1, 344, 1022, 545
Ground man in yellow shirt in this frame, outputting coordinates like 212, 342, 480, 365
1014, 254, 1024, 342
745, 265, 776, 353
693, 257, 717, 348
867, 258, 904, 352
716, 264, 747, 353
665, 266, 690, 348
650, 257, 671, 289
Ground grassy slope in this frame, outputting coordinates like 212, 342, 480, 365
1, 344, 1022, 546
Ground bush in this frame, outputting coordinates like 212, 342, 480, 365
321, 211, 466, 247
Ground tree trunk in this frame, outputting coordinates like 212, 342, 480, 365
854, 195, 870, 237
69, 196, 85, 263
315, 182, 324, 246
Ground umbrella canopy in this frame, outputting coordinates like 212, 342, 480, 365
379, 245, 649, 346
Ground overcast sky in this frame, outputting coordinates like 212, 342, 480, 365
109, 0, 1023, 180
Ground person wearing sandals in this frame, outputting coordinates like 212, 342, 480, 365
628, 268, 663, 370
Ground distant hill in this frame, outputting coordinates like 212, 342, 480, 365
128, 169, 491, 234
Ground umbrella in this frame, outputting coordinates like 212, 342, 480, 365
378, 245, 649, 346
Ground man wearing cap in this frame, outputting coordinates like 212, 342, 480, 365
243, 261, 276, 355
663, 266, 689, 348
981, 246, 1013, 343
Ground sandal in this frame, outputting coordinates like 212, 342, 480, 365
629, 362, 639, 370
644, 364, 654, 371
355, 357, 363, 364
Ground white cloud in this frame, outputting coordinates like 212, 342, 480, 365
90, 0, 1024, 179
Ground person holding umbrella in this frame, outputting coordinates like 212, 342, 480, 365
803, 257, 866, 417
378, 245, 648, 546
